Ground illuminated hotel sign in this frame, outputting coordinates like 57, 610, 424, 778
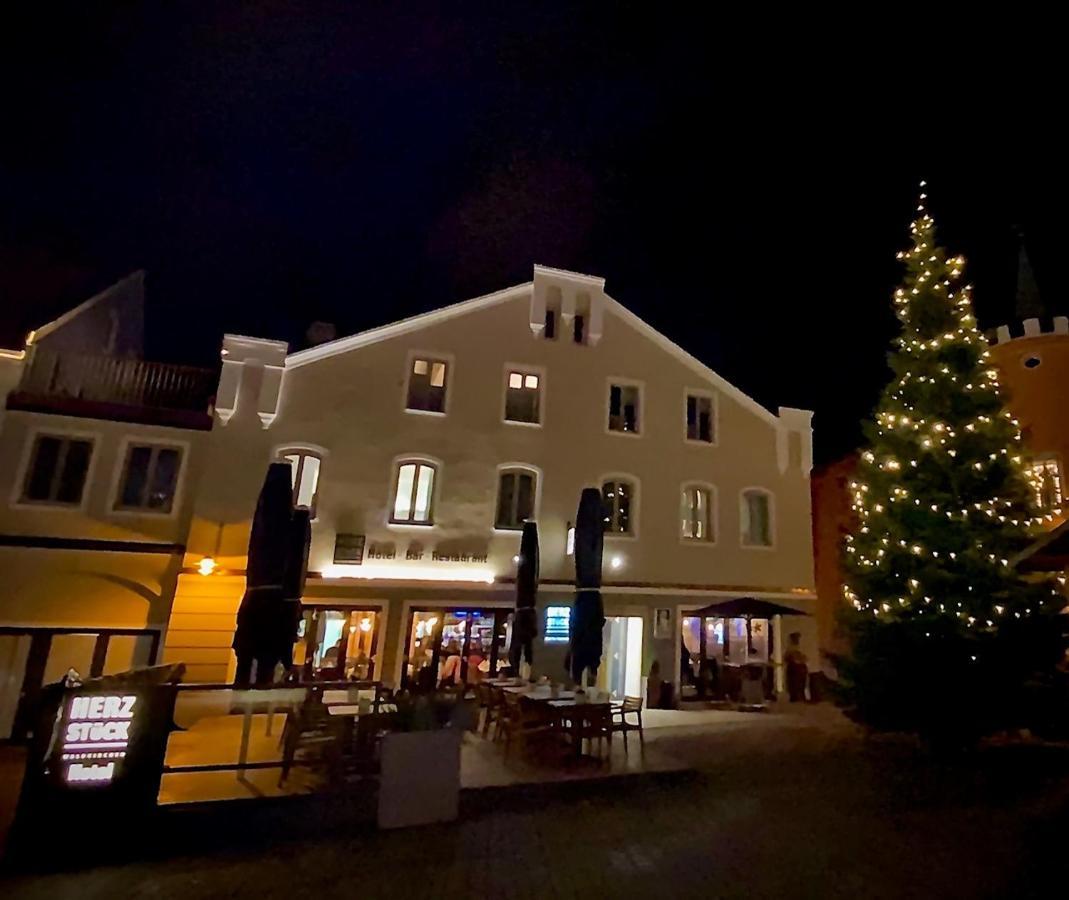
544, 606, 571, 644
60, 694, 138, 785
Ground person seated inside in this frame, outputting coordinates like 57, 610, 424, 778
438, 641, 463, 688
466, 645, 485, 684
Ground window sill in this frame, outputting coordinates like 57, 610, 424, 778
403, 408, 447, 418
684, 438, 718, 448
10, 499, 87, 513
680, 538, 717, 547
110, 506, 179, 519
741, 542, 776, 551
604, 532, 638, 542
503, 419, 542, 428
606, 429, 643, 438
387, 520, 436, 530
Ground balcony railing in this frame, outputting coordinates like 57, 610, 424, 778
10, 348, 216, 424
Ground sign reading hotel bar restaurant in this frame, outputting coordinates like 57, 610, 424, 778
60, 693, 139, 785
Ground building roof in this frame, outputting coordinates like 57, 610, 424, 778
284, 268, 805, 428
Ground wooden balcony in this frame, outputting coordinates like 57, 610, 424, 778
7, 348, 216, 429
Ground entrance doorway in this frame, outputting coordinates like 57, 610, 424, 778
599, 616, 644, 700
295, 608, 381, 681
402, 608, 510, 692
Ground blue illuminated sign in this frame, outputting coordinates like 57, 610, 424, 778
544, 606, 571, 643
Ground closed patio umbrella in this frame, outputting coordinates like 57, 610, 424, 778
509, 520, 540, 674
277, 507, 311, 673
233, 462, 295, 685
567, 487, 605, 685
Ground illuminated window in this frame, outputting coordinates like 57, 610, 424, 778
405, 356, 449, 413
280, 450, 322, 515
21, 434, 94, 506
686, 393, 715, 443
495, 469, 536, 529
608, 383, 641, 434
601, 478, 636, 535
681, 484, 714, 542
505, 370, 542, 424
115, 443, 183, 513
1028, 456, 1063, 512
544, 606, 571, 643
741, 489, 773, 547
392, 460, 437, 524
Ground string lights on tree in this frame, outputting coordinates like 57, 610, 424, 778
837, 188, 1067, 743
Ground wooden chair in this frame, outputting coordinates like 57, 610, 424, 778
279, 692, 343, 785
574, 705, 613, 758
611, 696, 645, 749
498, 692, 554, 758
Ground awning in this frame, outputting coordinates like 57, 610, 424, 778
690, 597, 809, 619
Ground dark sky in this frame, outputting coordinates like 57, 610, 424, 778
2, 5, 1065, 463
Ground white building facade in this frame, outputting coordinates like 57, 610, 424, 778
166, 266, 817, 699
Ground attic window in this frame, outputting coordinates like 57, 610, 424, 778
544, 310, 557, 340
406, 356, 449, 414
573, 314, 586, 345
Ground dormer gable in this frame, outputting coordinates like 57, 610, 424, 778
531, 265, 606, 346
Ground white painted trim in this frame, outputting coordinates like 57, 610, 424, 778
739, 486, 776, 550
605, 376, 645, 438
492, 462, 543, 531
598, 472, 640, 540
387, 453, 443, 528
679, 481, 718, 546
107, 436, 191, 519
402, 350, 455, 419
501, 362, 546, 428
683, 387, 719, 447
286, 284, 532, 369
274, 444, 327, 520
9, 426, 102, 513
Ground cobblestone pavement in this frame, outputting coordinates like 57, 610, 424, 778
4, 711, 1069, 899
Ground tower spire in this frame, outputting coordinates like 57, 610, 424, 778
1014, 228, 1044, 320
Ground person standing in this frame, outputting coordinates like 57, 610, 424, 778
785, 632, 808, 702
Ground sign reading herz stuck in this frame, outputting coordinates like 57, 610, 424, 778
60, 694, 138, 785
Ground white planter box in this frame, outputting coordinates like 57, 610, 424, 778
377, 728, 461, 829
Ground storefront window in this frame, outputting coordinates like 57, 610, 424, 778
403, 608, 510, 692
298, 608, 379, 680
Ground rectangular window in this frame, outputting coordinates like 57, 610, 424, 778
495, 469, 536, 529
686, 394, 714, 443
116, 444, 183, 512
406, 357, 448, 413
681, 486, 713, 541
21, 434, 93, 505
544, 309, 557, 340
742, 491, 772, 546
504, 370, 541, 424
573, 314, 585, 345
602, 479, 634, 534
1027, 457, 1063, 512
392, 461, 436, 524
282, 451, 322, 514
608, 384, 641, 434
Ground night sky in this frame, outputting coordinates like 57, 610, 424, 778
2, 5, 1064, 463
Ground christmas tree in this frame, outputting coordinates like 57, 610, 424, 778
839, 189, 1066, 744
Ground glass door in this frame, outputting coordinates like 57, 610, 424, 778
402, 608, 510, 691
600, 616, 644, 700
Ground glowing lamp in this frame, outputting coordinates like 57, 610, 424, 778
197, 557, 217, 576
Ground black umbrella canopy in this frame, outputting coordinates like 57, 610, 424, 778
278, 507, 312, 670
691, 597, 809, 619
509, 520, 540, 671
568, 488, 606, 683
233, 462, 296, 683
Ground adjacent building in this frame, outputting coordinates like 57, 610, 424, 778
0, 274, 214, 739
165, 266, 817, 698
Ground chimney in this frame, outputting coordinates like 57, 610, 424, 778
305, 321, 337, 348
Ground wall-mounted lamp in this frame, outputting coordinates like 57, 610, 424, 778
566, 522, 575, 556
197, 557, 218, 577
610, 555, 623, 570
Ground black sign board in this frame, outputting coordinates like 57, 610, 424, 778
334, 533, 366, 564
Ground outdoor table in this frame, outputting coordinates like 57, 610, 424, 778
503, 686, 577, 701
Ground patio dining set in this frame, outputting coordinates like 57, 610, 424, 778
475, 677, 644, 760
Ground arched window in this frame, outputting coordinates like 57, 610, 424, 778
279, 449, 322, 515
740, 488, 773, 547
601, 477, 636, 535
681, 484, 715, 542
391, 459, 437, 525
495, 467, 538, 529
